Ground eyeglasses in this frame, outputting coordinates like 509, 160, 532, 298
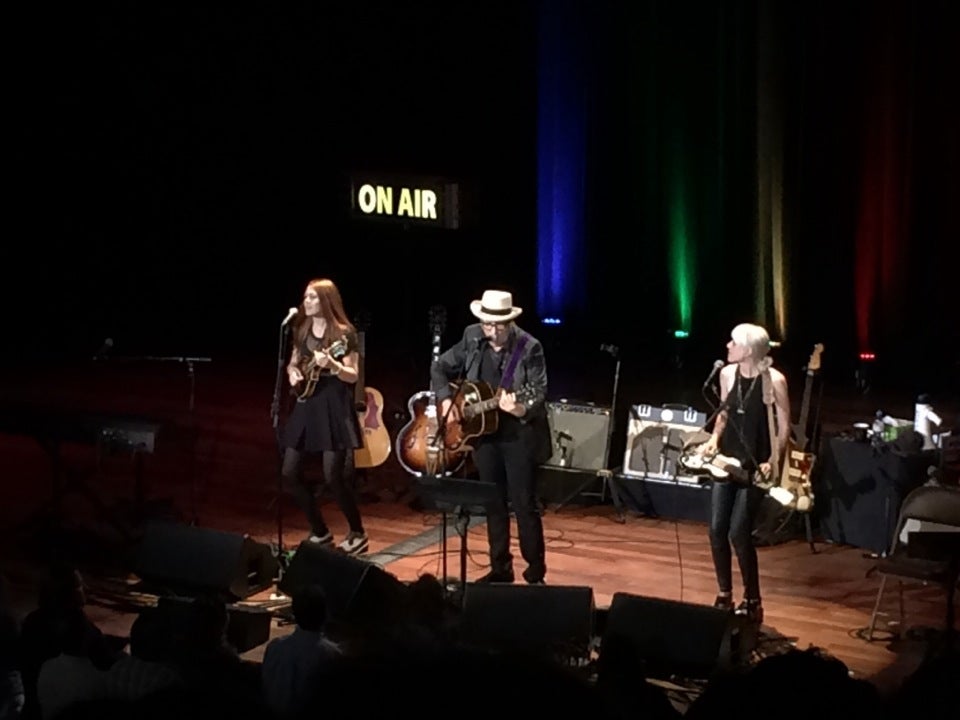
481, 321, 508, 329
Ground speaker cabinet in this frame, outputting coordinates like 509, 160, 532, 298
278, 540, 408, 624
601, 592, 742, 679
622, 404, 709, 481
459, 583, 595, 659
134, 522, 278, 601
544, 401, 612, 471
154, 597, 273, 653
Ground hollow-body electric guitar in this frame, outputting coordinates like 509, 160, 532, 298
395, 307, 467, 477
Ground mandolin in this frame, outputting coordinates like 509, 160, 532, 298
293, 338, 347, 400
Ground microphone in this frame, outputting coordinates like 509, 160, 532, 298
93, 338, 114, 360
281, 307, 299, 327
702, 359, 724, 389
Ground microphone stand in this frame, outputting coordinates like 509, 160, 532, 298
270, 320, 293, 569
555, 345, 625, 521
430, 338, 475, 595
140, 353, 212, 526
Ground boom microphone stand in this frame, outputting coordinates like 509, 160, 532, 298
270, 308, 298, 567
555, 344, 626, 521
138, 352, 212, 526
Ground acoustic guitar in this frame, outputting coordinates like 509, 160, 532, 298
293, 338, 347, 400
352, 326, 391, 469
442, 380, 538, 452
395, 306, 467, 477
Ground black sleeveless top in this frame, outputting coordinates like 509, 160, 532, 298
719, 370, 772, 473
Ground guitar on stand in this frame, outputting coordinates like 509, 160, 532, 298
756, 343, 822, 553
395, 306, 466, 477
778, 344, 823, 515
352, 313, 391, 471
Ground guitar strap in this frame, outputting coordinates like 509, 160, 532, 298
500, 332, 530, 390
761, 367, 781, 486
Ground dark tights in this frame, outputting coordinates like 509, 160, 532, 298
281, 447, 364, 535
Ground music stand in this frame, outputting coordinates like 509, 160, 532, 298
414, 475, 501, 597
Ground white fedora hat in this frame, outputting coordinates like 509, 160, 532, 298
470, 290, 523, 323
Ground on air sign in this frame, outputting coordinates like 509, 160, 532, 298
351, 175, 459, 229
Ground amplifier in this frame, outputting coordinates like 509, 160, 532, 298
622, 404, 709, 481
543, 401, 612, 471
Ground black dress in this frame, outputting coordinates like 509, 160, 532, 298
283, 329, 362, 453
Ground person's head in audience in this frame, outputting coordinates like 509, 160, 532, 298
889, 647, 959, 720
38, 564, 86, 612
744, 648, 880, 719
406, 574, 446, 628
188, 594, 230, 651
292, 583, 328, 633
129, 608, 172, 663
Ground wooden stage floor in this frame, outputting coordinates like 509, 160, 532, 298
0, 355, 956, 699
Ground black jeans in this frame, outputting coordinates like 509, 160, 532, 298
281, 447, 364, 536
473, 435, 546, 581
708, 480, 763, 600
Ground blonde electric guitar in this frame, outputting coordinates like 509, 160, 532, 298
778, 344, 823, 512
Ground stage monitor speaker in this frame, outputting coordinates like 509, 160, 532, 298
134, 521, 278, 601
277, 540, 409, 625
622, 404, 709, 481
460, 583, 595, 659
602, 592, 741, 679
544, 401, 612, 471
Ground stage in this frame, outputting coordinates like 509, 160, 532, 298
0, 355, 955, 699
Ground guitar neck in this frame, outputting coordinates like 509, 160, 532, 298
793, 369, 816, 450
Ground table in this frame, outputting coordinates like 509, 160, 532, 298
815, 436, 938, 554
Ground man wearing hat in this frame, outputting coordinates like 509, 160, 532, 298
430, 290, 551, 583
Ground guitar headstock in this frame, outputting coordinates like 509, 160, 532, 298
807, 343, 824, 374
428, 305, 447, 337
428, 305, 447, 364
328, 339, 348, 360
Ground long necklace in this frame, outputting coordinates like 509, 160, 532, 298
736, 373, 759, 415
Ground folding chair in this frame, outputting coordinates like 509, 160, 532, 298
865, 484, 960, 640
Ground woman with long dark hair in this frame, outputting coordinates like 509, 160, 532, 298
283, 278, 367, 554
